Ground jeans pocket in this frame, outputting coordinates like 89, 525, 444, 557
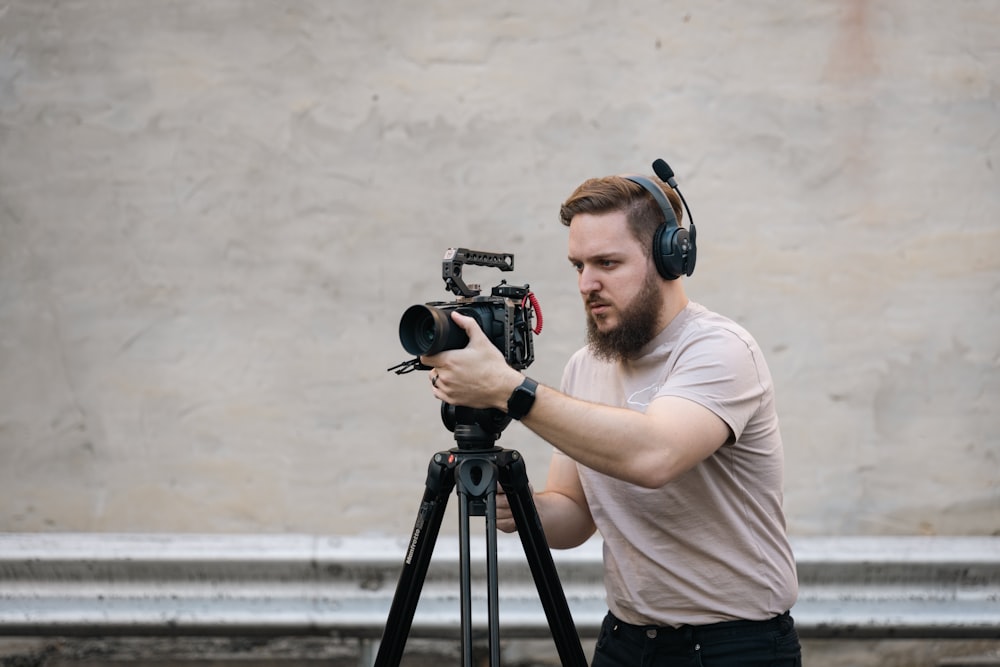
594, 613, 614, 651
772, 624, 802, 666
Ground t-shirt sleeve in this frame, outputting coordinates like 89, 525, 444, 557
653, 324, 769, 442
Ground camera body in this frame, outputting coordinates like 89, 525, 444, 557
397, 248, 537, 370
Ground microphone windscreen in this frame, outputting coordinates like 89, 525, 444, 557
652, 159, 677, 187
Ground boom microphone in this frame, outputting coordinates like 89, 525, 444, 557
651, 158, 694, 236
652, 158, 678, 189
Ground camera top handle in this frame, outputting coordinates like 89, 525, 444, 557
442, 248, 514, 298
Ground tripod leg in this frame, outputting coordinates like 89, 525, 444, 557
455, 458, 502, 667
374, 453, 455, 667
500, 452, 589, 667
457, 472, 475, 667
484, 487, 501, 667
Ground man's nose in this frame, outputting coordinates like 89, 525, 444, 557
579, 267, 600, 294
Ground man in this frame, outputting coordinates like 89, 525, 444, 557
422, 167, 801, 666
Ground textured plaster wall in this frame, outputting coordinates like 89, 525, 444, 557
0, 1, 997, 537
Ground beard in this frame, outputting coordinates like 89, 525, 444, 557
585, 268, 664, 363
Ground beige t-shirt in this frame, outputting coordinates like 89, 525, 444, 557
558, 301, 798, 627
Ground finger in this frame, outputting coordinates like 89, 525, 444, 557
450, 311, 474, 325
450, 311, 485, 338
495, 501, 516, 533
496, 515, 518, 534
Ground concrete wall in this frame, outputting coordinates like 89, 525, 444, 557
0, 1, 997, 538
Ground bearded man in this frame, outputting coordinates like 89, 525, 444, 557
421, 166, 802, 667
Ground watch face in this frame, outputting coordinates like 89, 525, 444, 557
508, 378, 537, 419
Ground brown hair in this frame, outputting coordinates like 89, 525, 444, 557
558, 175, 684, 256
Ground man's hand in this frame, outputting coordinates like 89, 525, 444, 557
497, 473, 597, 548
421, 312, 523, 410
495, 484, 518, 534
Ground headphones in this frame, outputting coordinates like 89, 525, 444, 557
624, 159, 697, 280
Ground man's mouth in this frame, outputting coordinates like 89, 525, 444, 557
588, 301, 610, 316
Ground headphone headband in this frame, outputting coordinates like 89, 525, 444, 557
623, 174, 680, 230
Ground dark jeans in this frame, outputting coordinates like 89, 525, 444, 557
591, 610, 802, 667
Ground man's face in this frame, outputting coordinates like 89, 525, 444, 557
567, 210, 664, 361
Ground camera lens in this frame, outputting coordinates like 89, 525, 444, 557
399, 304, 469, 356
416, 317, 437, 347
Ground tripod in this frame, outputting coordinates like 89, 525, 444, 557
373, 403, 588, 667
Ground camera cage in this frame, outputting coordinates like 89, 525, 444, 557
389, 248, 542, 375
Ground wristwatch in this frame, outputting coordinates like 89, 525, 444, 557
506, 376, 538, 420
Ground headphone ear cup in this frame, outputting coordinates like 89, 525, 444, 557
625, 170, 696, 279
653, 225, 691, 280
683, 229, 696, 276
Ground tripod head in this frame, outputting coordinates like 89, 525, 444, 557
441, 402, 511, 450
